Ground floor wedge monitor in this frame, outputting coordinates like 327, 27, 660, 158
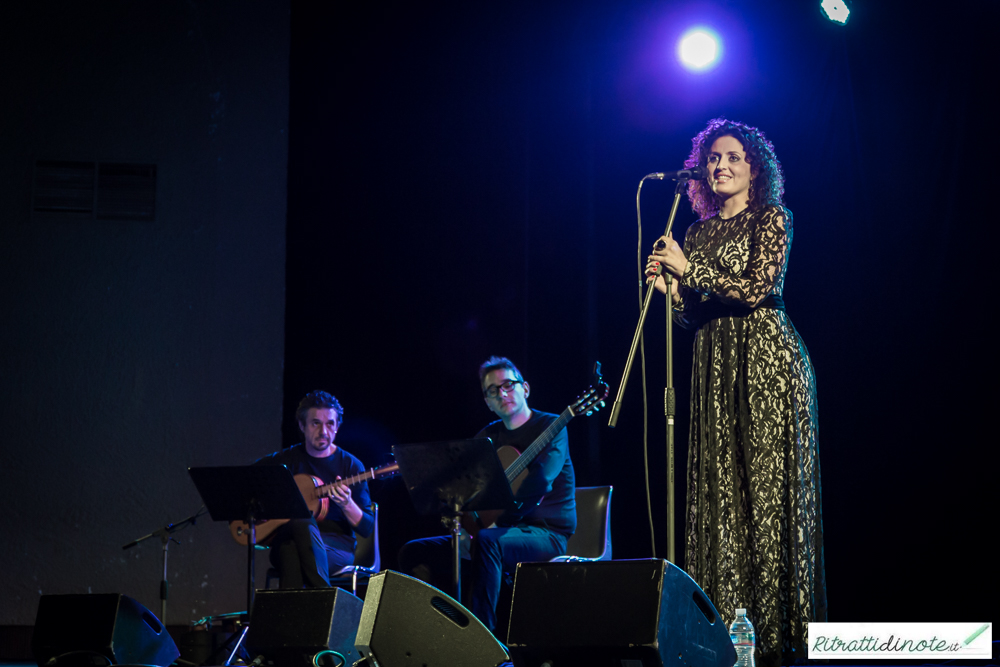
32, 593, 180, 667
506, 559, 736, 667
246, 588, 364, 666
355, 570, 509, 667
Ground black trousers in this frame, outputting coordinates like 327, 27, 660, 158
269, 518, 354, 589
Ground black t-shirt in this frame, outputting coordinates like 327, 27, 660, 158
254, 444, 375, 552
476, 411, 576, 536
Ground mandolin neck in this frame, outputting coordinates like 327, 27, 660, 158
315, 462, 398, 496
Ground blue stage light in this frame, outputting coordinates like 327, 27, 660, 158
820, 0, 850, 24
677, 28, 721, 72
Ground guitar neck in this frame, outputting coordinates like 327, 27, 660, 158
504, 407, 574, 482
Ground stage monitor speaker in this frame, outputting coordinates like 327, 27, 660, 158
507, 559, 736, 667
355, 570, 509, 667
32, 593, 180, 667
245, 588, 364, 666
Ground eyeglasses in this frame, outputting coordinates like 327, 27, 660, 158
483, 379, 523, 398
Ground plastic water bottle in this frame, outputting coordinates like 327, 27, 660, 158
729, 608, 755, 667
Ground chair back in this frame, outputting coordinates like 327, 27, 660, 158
557, 486, 612, 561
352, 502, 380, 571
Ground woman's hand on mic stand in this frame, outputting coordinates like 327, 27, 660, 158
646, 234, 686, 303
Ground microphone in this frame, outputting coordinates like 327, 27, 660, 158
645, 166, 706, 181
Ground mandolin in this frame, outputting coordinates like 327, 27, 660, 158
229, 462, 398, 546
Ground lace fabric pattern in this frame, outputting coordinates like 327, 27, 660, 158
676, 205, 827, 667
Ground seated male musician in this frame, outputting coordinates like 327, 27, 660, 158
255, 390, 374, 588
398, 356, 576, 635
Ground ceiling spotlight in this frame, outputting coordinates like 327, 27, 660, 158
820, 0, 851, 24
678, 28, 721, 72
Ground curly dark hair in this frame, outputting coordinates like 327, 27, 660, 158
684, 118, 785, 220
295, 390, 344, 426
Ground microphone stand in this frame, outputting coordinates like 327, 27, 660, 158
609, 177, 688, 564
122, 506, 208, 624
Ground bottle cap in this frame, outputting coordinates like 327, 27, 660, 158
736, 608, 746, 615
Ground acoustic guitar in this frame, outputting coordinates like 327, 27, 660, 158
462, 362, 609, 538
229, 462, 399, 546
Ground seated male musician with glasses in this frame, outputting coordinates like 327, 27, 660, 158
254, 390, 374, 588
397, 356, 576, 636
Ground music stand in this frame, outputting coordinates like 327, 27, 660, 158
188, 466, 311, 616
392, 438, 516, 602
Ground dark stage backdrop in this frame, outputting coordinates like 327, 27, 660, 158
0, 4, 289, 625
1, 0, 992, 632
285, 0, 991, 626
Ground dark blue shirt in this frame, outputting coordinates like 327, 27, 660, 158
254, 444, 375, 553
476, 411, 576, 536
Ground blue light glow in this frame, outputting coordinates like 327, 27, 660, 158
677, 28, 721, 72
820, 0, 850, 24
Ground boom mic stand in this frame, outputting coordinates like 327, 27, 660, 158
122, 506, 208, 625
608, 175, 690, 564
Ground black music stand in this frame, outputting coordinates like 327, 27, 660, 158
392, 438, 516, 602
188, 466, 311, 617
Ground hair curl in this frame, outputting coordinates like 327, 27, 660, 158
296, 390, 344, 426
684, 118, 785, 220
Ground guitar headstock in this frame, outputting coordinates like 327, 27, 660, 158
570, 361, 610, 417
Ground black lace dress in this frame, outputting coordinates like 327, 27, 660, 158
675, 205, 826, 667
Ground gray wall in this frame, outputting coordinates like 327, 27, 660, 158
0, 3, 289, 625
